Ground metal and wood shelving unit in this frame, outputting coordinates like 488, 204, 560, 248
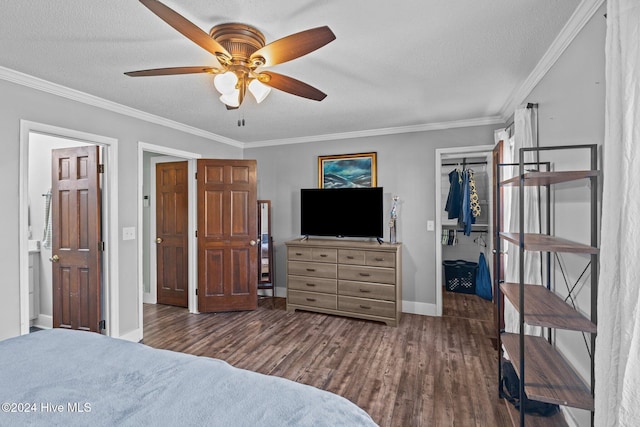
496, 145, 599, 426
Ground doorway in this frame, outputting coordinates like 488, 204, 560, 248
19, 121, 118, 336
434, 145, 495, 317
138, 143, 200, 332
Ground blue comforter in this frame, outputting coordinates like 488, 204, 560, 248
0, 329, 377, 426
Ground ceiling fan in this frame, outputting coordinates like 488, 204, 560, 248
125, 0, 336, 109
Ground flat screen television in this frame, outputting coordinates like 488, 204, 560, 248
300, 187, 384, 239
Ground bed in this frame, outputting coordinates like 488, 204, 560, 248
0, 329, 377, 426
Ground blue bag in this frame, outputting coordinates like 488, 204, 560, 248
475, 252, 492, 301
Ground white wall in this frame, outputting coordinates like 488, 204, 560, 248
0, 77, 242, 340
245, 126, 497, 312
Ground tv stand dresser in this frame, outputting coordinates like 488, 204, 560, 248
285, 239, 402, 326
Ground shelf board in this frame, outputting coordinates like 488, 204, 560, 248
500, 170, 599, 187
501, 283, 597, 333
504, 400, 568, 427
502, 333, 594, 411
500, 233, 598, 254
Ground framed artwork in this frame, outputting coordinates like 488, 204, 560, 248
318, 152, 377, 188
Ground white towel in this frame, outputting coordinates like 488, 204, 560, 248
42, 189, 52, 249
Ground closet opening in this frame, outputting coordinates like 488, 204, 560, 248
435, 146, 495, 323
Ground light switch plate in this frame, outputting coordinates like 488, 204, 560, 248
427, 220, 435, 231
122, 227, 136, 241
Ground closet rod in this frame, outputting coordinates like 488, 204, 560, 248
442, 161, 487, 167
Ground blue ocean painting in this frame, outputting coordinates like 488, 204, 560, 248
323, 157, 372, 188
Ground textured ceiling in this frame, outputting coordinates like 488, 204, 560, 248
0, 0, 581, 145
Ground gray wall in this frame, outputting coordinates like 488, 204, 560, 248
0, 78, 242, 340
245, 126, 496, 310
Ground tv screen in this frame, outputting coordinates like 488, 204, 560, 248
300, 187, 384, 238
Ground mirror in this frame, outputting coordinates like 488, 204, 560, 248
258, 200, 274, 288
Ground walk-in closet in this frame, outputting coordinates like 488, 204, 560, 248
439, 152, 494, 311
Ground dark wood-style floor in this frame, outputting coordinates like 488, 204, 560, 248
143, 291, 510, 427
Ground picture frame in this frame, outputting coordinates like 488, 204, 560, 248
318, 152, 377, 188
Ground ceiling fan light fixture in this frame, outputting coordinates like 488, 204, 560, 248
248, 79, 271, 104
214, 71, 238, 95
219, 89, 240, 108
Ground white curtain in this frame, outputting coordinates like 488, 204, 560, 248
594, 1, 640, 425
501, 107, 544, 336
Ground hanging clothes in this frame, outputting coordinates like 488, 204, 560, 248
445, 169, 462, 219
468, 170, 481, 218
460, 170, 476, 236
445, 167, 481, 236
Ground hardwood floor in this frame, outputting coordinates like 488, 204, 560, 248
143, 291, 511, 427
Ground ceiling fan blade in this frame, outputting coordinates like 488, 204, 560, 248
250, 26, 335, 67
139, 0, 231, 60
125, 66, 219, 77
258, 72, 327, 101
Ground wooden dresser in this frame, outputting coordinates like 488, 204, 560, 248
285, 239, 402, 326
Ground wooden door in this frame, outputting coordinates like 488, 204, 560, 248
156, 161, 189, 307
197, 159, 258, 312
51, 146, 102, 332
492, 140, 505, 337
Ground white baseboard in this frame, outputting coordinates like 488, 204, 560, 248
143, 292, 156, 304
117, 328, 143, 343
402, 300, 438, 316
34, 314, 53, 329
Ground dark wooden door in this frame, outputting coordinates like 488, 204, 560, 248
492, 140, 505, 337
156, 161, 189, 307
197, 159, 258, 312
51, 146, 102, 332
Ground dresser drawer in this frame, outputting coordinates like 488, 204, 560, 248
289, 261, 337, 279
311, 248, 337, 263
289, 276, 337, 294
338, 249, 365, 265
289, 290, 337, 310
288, 247, 312, 261
338, 280, 395, 301
338, 265, 395, 284
338, 296, 396, 318
365, 251, 396, 268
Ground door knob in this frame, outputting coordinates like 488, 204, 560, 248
156, 237, 163, 244
49, 255, 60, 263
250, 240, 257, 246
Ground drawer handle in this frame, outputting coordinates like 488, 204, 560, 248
306, 283, 316, 287
359, 305, 371, 310
359, 289, 371, 293
375, 257, 385, 262
346, 256, 355, 259
306, 298, 316, 302
295, 252, 303, 256
306, 268, 316, 272
359, 273, 371, 277
320, 254, 328, 258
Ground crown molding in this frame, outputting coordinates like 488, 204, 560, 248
0, 66, 243, 149
244, 115, 505, 148
499, 0, 605, 119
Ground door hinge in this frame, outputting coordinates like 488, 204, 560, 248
98, 241, 105, 251
195, 230, 198, 238
195, 288, 198, 296
99, 320, 106, 330
195, 172, 198, 180
98, 164, 105, 173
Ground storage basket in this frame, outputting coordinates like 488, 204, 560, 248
443, 260, 478, 294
